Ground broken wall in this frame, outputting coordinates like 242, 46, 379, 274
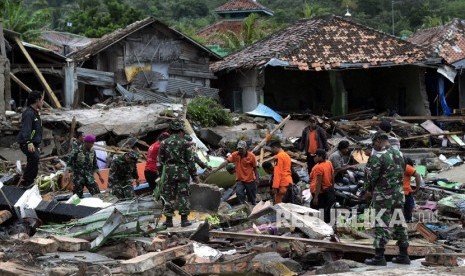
0, 56, 7, 114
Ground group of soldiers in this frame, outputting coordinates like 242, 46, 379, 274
65, 119, 199, 228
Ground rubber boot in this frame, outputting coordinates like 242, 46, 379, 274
364, 248, 387, 266
391, 246, 411, 265
181, 215, 192, 227
163, 216, 173, 228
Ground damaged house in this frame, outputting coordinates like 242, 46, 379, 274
409, 19, 465, 114
68, 17, 221, 107
212, 15, 445, 116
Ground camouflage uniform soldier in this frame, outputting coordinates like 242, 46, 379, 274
67, 134, 103, 198
364, 131, 409, 266
109, 152, 139, 199
158, 120, 200, 228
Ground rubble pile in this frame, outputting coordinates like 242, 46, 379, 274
1, 102, 465, 275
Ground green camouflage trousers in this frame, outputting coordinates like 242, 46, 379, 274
73, 172, 100, 198
111, 180, 134, 200
162, 181, 190, 217
373, 197, 409, 249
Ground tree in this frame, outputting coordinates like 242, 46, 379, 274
216, 13, 270, 53
302, 1, 329, 19
65, 0, 144, 38
0, 0, 50, 41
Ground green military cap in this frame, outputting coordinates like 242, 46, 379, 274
170, 120, 184, 131
372, 131, 389, 141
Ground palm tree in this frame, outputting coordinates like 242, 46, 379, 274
0, 0, 50, 41
215, 13, 267, 53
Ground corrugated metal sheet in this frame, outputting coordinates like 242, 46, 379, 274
166, 78, 219, 99
116, 84, 175, 103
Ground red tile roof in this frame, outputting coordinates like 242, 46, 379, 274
197, 20, 243, 45
215, 0, 272, 14
408, 19, 465, 64
211, 16, 440, 72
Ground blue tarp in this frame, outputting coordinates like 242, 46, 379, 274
438, 77, 452, 116
246, 103, 283, 123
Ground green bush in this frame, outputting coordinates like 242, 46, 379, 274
187, 97, 233, 127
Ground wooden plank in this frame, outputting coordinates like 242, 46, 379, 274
401, 131, 463, 141
416, 223, 437, 243
386, 116, 465, 122
342, 239, 444, 256
420, 120, 455, 144
424, 253, 465, 266
450, 134, 465, 146
0, 22, 6, 56
252, 115, 291, 153
182, 261, 250, 275
168, 68, 217, 79
14, 36, 61, 108
10, 73, 52, 109
209, 230, 375, 253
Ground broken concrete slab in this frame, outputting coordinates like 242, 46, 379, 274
249, 200, 274, 220
120, 243, 194, 274
0, 186, 26, 217
41, 103, 182, 137
274, 203, 333, 239
51, 236, 91, 252
14, 184, 41, 219
0, 261, 42, 276
25, 237, 58, 255
97, 240, 139, 259
200, 128, 223, 147
189, 183, 221, 213
423, 253, 465, 266
37, 251, 115, 265
315, 259, 352, 274
190, 219, 210, 243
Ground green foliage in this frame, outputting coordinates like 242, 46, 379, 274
65, 0, 144, 37
0, 0, 50, 41
187, 97, 233, 127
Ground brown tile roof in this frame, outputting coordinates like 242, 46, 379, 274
197, 20, 243, 45
215, 0, 273, 15
70, 17, 220, 61
211, 15, 441, 72
408, 19, 465, 64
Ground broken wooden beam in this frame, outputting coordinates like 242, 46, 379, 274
401, 131, 463, 141
14, 36, 61, 108
416, 223, 437, 243
383, 116, 465, 122
120, 243, 194, 274
252, 115, 291, 153
209, 231, 374, 253
10, 73, 52, 109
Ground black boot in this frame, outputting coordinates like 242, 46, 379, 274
392, 246, 411, 265
364, 248, 387, 266
181, 215, 192, 227
163, 216, 173, 228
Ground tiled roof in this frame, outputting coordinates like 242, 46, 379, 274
197, 20, 243, 45
408, 19, 465, 64
211, 15, 440, 72
70, 17, 220, 61
215, 0, 273, 15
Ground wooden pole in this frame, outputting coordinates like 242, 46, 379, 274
252, 115, 291, 153
0, 22, 6, 57
10, 73, 52, 109
14, 36, 61, 108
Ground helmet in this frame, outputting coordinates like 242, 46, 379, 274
185, 135, 193, 142
126, 151, 139, 161
170, 120, 184, 131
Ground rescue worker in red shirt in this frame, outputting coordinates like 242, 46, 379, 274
310, 149, 335, 223
144, 132, 170, 192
